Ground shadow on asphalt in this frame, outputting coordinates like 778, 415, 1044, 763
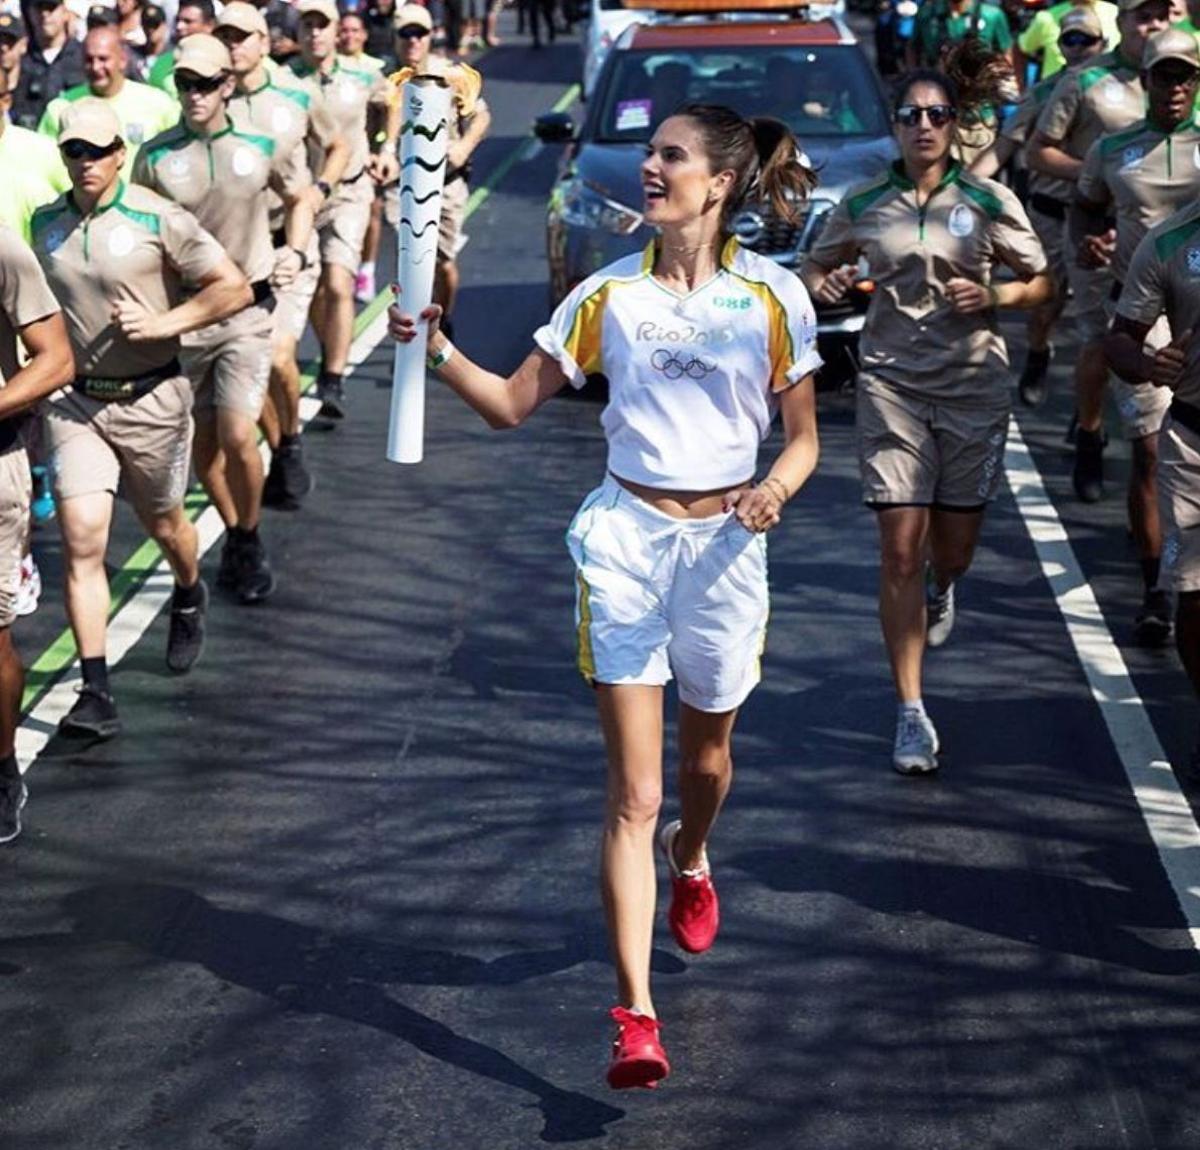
59, 883, 630, 1143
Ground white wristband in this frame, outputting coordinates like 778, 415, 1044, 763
427, 339, 455, 370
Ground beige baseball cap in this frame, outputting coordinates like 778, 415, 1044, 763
1059, 5, 1103, 37
393, 3, 433, 30
215, 1, 269, 36
1143, 26, 1200, 69
58, 97, 122, 147
297, 0, 339, 23
175, 32, 232, 77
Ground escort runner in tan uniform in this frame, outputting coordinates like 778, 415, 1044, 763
804, 69, 1051, 777
1108, 201, 1200, 777
0, 227, 74, 844
289, 0, 397, 420
1029, 0, 1170, 501
984, 5, 1106, 404
387, 3, 490, 332
219, 0, 349, 509
134, 33, 315, 605
31, 98, 251, 740
1072, 29, 1200, 642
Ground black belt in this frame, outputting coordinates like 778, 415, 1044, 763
74, 357, 180, 402
1030, 193, 1066, 221
251, 279, 273, 307
0, 416, 24, 453
1171, 397, 1200, 438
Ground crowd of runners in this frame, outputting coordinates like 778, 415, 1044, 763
1, 0, 1199, 1098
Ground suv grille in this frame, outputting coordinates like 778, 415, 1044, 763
729, 199, 834, 265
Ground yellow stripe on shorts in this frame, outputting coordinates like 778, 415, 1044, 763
575, 570, 596, 683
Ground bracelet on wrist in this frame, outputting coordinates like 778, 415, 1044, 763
427, 339, 455, 370
289, 245, 309, 270
761, 476, 789, 502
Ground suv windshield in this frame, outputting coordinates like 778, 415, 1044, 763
593, 45, 889, 142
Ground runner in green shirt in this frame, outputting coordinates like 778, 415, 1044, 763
910, 0, 1014, 70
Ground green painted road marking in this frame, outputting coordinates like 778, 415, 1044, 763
20, 78, 580, 714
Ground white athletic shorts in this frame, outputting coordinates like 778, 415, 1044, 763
565, 475, 769, 713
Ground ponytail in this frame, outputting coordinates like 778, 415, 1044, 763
676, 103, 818, 231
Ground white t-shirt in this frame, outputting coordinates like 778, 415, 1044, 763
535, 237, 821, 490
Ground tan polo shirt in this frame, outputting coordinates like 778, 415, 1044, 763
1002, 72, 1073, 202
285, 54, 390, 181
1077, 117, 1200, 283
228, 74, 335, 232
30, 182, 226, 378
132, 122, 309, 284
1036, 50, 1146, 162
1117, 200, 1200, 408
806, 162, 1048, 404
0, 226, 61, 392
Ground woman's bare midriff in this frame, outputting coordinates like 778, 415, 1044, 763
612, 472, 751, 519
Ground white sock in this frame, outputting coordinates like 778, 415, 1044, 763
899, 698, 926, 719
358, 261, 375, 277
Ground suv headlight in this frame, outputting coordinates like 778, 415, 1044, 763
557, 178, 643, 236
800, 200, 836, 251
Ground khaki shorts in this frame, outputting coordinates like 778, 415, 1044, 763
857, 373, 1010, 508
273, 235, 320, 345
44, 375, 193, 517
0, 447, 30, 629
1066, 260, 1113, 345
384, 175, 469, 263
1030, 206, 1067, 289
183, 304, 274, 420
318, 176, 373, 275
1159, 417, 1200, 593
1103, 301, 1171, 440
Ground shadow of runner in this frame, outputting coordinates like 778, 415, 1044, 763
59, 884, 626, 1144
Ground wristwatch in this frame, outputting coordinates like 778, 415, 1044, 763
316, 179, 332, 199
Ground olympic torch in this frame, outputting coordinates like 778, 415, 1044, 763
388, 76, 451, 464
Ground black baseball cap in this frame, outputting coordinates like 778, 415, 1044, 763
86, 3, 120, 25
0, 12, 27, 39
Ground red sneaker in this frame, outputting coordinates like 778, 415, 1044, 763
606, 1006, 670, 1090
658, 819, 719, 954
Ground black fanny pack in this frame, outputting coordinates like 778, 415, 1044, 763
74, 357, 180, 402
1029, 193, 1066, 221
1171, 397, 1200, 438
0, 415, 24, 453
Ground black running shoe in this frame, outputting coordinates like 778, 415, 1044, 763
1073, 427, 1106, 503
263, 439, 314, 511
233, 534, 277, 605
1133, 590, 1173, 647
1018, 347, 1051, 408
166, 580, 208, 673
59, 683, 121, 740
0, 772, 27, 844
316, 377, 347, 420
216, 535, 238, 590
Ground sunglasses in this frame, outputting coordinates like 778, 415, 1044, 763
395, 26, 428, 38
61, 138, 121, 160
175, 72, 227, 94
895, 103, 956, 128
32, 0, 62, 10
1059, 31, 1101, 48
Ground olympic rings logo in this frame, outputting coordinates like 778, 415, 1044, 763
650, 349, 718, 380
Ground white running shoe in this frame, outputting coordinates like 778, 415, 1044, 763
15, 555, 40, 618
893, 709, 940, 775
925, 571, 956, 649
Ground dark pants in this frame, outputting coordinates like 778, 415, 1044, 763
522, 0, 556, 44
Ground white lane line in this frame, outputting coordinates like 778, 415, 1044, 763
17, 305, 392, 773
1005, 418, 1200, 947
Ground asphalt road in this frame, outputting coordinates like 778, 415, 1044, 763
3, 18, 1200, 1150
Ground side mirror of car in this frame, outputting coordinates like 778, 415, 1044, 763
534, 112, 576, 144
